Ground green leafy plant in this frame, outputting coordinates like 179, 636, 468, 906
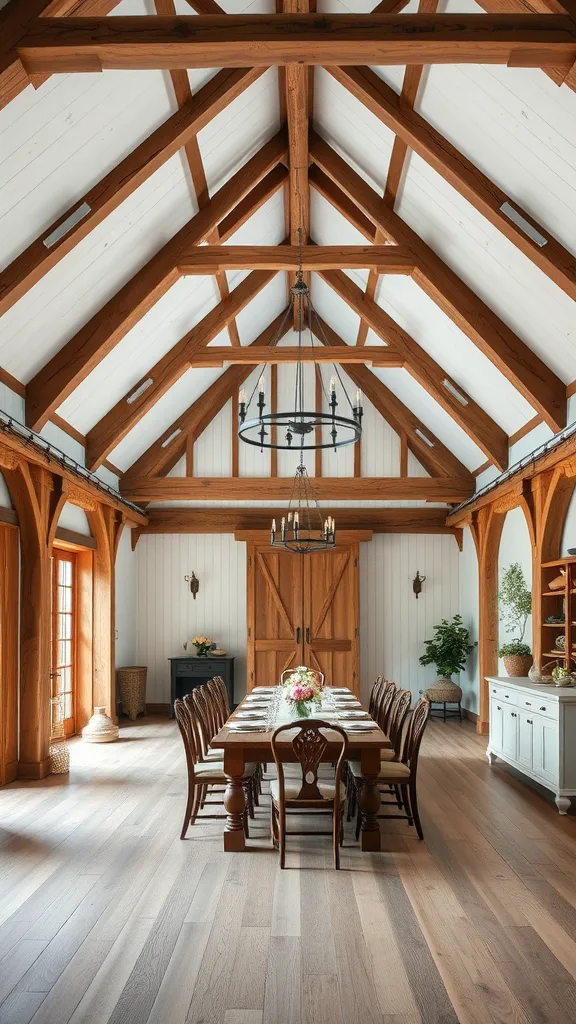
552, 664, 569, 682
498, 640, 532, 657
498, 562, 532, 647
419, 615, 476, 678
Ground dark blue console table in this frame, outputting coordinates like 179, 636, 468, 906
168, 656, 235, 718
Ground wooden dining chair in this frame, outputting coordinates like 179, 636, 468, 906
189, 687, 222, 762
379, 688, 412, 760
368, 676, 384, 716
377, 680, 398, 735
351, 698, 430, 841
175, 697, 257, 840
270, 720, 348, 869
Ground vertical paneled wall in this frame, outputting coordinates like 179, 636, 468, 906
135, 534, 247, 703
360, 534, 461, 704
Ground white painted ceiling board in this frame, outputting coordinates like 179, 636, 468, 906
0, 70, 175, 269
233, 274, 287, 346
374, 274, 535, 433
310, 189, 374, 248
109, 367, 225, 471
313, 70, 395, 196
310, 276, 361, 346
0, 155, 196, 382
373, 367, 486, 471
397, 152, 576, 383
59, 277, 223, 431
194, 401, 233, 478
196, 69, 281, 195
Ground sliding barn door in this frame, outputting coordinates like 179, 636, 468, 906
303, 545, 360, 694
246, 540, 360, 693
246, 544, 303, 690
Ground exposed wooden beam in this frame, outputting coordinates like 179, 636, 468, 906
122, 311, 290, 479
85, 270, 278, 471
309, 139, 567, 433
121, 476, 475, 503
0, 366, 26, 399
18, 16, 576, 71
0, 0, 122, 113
0, 67, 263, 317
177, 245, 415, 273
319, 268, 509, 471
186, 346, 405, 366
24, 132, 287, 433
328, 67, 576, 304
283, 0, 313, 327
133, 505, 456, 537
313, 315, 471, 480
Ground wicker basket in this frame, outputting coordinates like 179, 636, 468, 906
117, 666, 147, 720
425, 678, 463, 703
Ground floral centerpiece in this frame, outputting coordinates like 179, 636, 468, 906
191, 635, 213, 657
283, 666, 323, 717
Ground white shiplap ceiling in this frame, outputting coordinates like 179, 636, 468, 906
0, 0, 575, 495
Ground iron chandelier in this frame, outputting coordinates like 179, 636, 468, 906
237, 235, 363, 453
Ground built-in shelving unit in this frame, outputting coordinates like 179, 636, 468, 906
540, 557, 576, 669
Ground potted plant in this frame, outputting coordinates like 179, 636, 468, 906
498, 563, 532, 677
419, 615, 476, 690
191, 635, 213, 657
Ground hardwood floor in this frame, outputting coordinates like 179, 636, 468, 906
1, 717, 576, 1023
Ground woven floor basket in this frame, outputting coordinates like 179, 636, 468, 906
117, 666, 147, 720
425, 680, 463, 703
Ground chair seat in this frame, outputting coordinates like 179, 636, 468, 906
349, 759, 410, 780
194, 761, 256, 780
203, 748, 224, 761
270, 777, 346, 803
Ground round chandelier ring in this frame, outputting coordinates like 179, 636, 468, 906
238, 411, 362, 451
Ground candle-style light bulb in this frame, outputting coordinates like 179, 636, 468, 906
271, 518, 276, 543
330, 375, 336, 393
239, 389, 247, 404
281, 517, 286, 540
356, 389, 362, 406
259, 374, 265, 394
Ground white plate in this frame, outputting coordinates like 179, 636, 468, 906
253, 687, 276, 692
345, 722, 377, 731
330, 688, 351, 693
227, 722, 267, 732
236, 711, 266, 719
338, 711, 369, 719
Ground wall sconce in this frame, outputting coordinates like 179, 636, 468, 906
412, 570, 426, 599
184, 571, 200, 599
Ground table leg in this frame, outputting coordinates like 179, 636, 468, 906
359, 749, 381, 852
223, 750, 246, 852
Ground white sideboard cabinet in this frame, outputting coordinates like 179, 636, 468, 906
486, 676, 576, 814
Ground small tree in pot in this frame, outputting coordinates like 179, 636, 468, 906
498, 562, 532, 677
419, 615, 476, 695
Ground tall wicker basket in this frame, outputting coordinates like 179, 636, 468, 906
117, 666, 147, 720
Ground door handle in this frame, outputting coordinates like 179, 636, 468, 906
306, 627, 310, 643
49, 672, 61, 678
296, 627, 301, 644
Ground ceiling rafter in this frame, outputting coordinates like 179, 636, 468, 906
24, 131, 288, 433
319, 266, 509, 470
313, 315, 471, 481
356, 0, 438, 349
328, 66, 576, 303
85, 269, 280, 471
16, 15, 576, 72
186, 347, 404, 366
309, 144, 567, 433
122, 311, 290, 480
156, 0, 251, 349
0, 66, 263, 317
120, 475, 475, 503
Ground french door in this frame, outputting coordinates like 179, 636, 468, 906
246, 541, 360, 693
51, 550, 77, 736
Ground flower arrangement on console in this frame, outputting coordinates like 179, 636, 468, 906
283, 666, 323, 718
191, 635, 213, 657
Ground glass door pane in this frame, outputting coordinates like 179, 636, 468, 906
51, 551, 76, 736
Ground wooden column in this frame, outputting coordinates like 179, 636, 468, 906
0, 521, 19, 785
471, 505, 505, 735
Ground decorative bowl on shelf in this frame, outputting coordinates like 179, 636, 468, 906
567, 548, 576, 555
211, 648, 227, 656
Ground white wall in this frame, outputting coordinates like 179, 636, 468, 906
115, 529, 138, 670
135, 533, 248, 703
459, 528, 480, 714
360, 533, 461, 703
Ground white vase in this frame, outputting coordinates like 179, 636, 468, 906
82, 706, 119, 743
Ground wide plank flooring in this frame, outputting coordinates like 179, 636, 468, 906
1, 716, 576, 1023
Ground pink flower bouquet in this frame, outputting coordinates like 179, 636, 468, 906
283, 666, 323, 717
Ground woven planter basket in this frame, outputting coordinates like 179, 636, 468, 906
117, 666, 147, 720
502, 654, 533, 678
425, 677, 463, 703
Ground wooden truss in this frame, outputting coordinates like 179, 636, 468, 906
1, 1, 575, 504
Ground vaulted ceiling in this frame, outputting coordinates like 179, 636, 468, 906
1, 0, 575, 511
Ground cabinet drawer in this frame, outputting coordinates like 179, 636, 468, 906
489, 685, 517, 706
489, 684, 558, 720
175, 661, 223, 676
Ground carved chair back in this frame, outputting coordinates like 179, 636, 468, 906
207, 677, 228, 729
401, 698, 430, 775
175, 697, 201, 780
279, 668, 325, 689
190, 686, 215, 758
386, 688, 412, 758
377, 680, 397, 732
368, 676, 384, 716
271, 719, 348, 803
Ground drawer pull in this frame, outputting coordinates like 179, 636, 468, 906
496, 705, 502, 711
540, 706, 547, 711
527, 719, 533, 725
525, 701, 531, 706
505, 694, 510, 698
511, 712, 517, 718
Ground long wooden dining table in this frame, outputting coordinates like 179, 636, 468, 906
211, 686, 391, 852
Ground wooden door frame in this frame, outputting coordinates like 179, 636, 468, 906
0, 523, 19, 785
